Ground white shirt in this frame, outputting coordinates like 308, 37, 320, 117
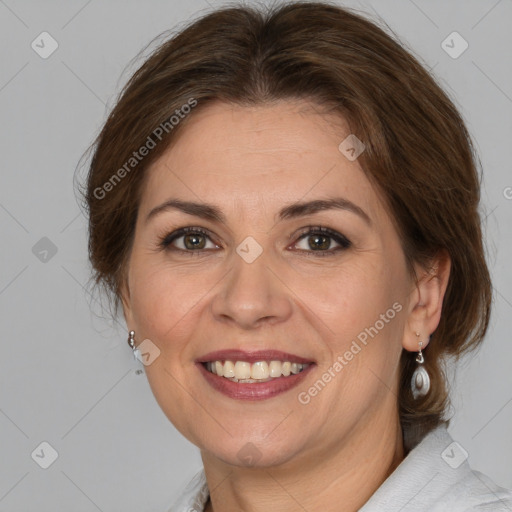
166, 423, 512, 511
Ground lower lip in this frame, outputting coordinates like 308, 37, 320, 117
197, 362, 315, 401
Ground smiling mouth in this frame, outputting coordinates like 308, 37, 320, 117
202, 360, 311, 383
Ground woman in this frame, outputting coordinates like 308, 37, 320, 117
83, 2, 512, 511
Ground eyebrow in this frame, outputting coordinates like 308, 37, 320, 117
145, 197, 372, 226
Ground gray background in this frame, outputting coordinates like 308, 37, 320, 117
0, 0, 511, 510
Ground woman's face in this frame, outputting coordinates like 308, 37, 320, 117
122, 100, 415, 467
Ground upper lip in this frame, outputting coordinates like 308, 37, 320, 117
196, 349, 315, 365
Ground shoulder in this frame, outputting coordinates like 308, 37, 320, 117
166, 469, 209, 512
360, 423, 512, 511
434, 467, 512, 511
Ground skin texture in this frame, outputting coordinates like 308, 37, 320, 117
121, 100, 451, 512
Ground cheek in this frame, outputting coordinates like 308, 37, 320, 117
289, 255, 400, 340
290, 255, 406, 399
128, 257, 223, 359
127, 260, 211, 440
298, 265, 405, 417
129, 261, 184, 340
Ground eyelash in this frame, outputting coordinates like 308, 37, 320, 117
157, 225, 351, 256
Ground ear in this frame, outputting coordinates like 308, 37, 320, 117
402, 249, 451, 352
119, 274, 135, 329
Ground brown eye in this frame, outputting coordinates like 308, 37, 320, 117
294, 226, 351, 255
159, 227, 219, 252
183, 233, 207, 250
306, 234, 332, 251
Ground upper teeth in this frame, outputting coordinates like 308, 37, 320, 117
205, 360, 309, 381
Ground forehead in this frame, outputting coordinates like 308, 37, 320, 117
140, 100, 383, 224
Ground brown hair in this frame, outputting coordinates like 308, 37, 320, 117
81, 1, 492, 440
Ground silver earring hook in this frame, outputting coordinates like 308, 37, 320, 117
415, 332, 424, 363
127, 330, 143, 366
127, 330, 136, 350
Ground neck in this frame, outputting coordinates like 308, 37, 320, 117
201, 411, 404, 512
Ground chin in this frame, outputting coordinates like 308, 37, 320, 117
204, 442, 302, 469
197, 426, 313, 470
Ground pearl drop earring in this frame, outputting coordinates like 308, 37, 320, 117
411, 332, 430, 398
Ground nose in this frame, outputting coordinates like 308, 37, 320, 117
210, 250, 293, 330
